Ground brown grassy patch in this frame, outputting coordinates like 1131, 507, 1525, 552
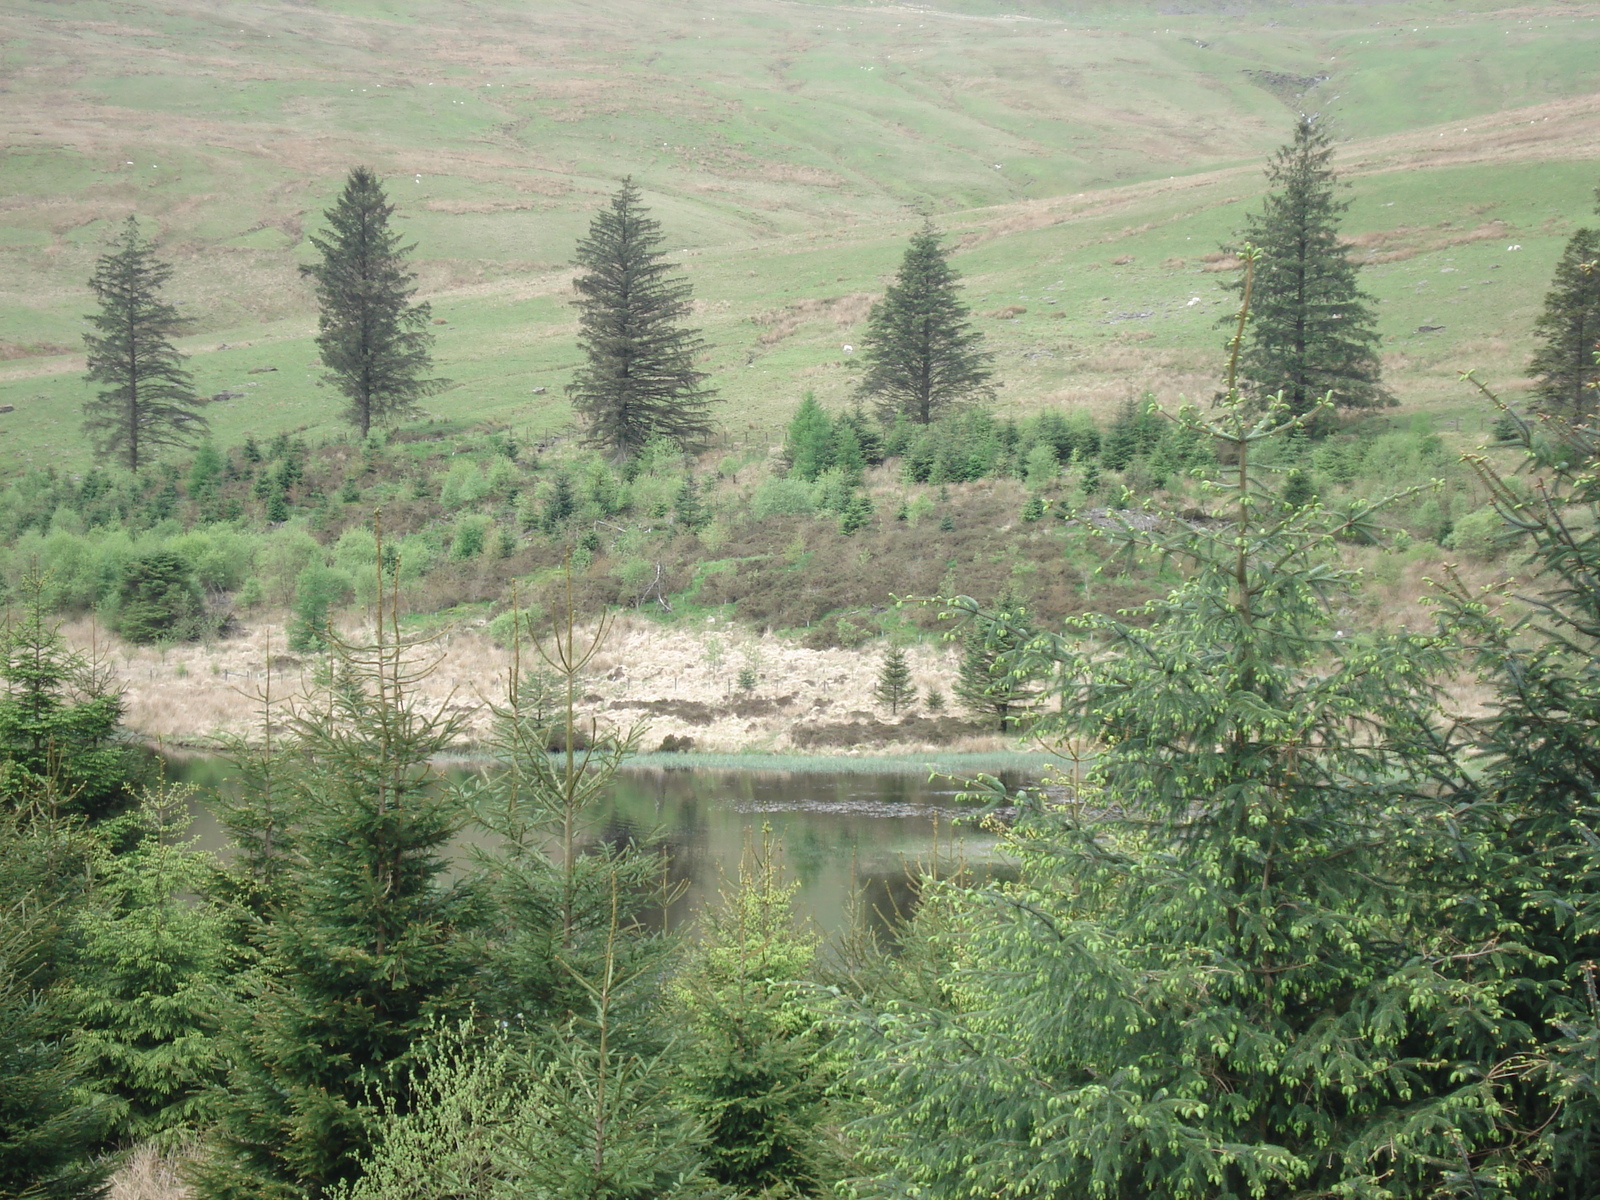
0, 340, 73, 360
985, 305, 1027, 319
1109, 254, 1135, 266
107, 1140, 191, 1200
1343, 219, 1513, 264
751, 293, 877, 345
422, 199, 541, 215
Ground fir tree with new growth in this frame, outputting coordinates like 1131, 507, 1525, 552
1223, 116, 1391, 420
195, 562, 479, 1200
851, 254, 1502, 1198
568, 178, 719, 459
303, 167, 449, 438
953, 588, 1040, 732
72, 784, 230, 1150
81, 216, 208, 472
1527, 213, 1600, 419
855, 222, 993, 425
873, 645, 915, 715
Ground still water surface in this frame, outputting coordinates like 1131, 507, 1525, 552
165, 754, 1034, 937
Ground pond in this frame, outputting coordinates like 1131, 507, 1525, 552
163, 752, 1041, 939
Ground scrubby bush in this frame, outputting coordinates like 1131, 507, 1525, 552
485, 455, 520, 498
487, 604, 543, 648
451, 516, 490, 560
1023, 442, 1059, 488
752, 477, 814, 520
440, 460, 490, 508
1445, 506, 1509, 561
288, 563, 354, 651
172, 528, 257, 593
255, 529, 323, 607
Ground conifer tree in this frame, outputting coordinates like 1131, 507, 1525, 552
304, 167, 448, 439
1224, 116, 1391, 419
1527, 225, 1600, 419
81, 216, 207, 472
1439, 386, 1600, 1191
0, 569, 143, 821
855, 222, 993, 425
343, 594, 703, 1200
195, 565, 479, 1200
568, 179, 719, 459
673, 833, 839, 1195
850, 260, 1500, 1198
72, 784, 230, 1149
784, 393, 836, 482
207, 662, 304, 918
0, 803, 111, 1200
953, 588, 1040, 732
469, 589, 665, 1029
873, 645, 915, 715
673, 474, 708, 532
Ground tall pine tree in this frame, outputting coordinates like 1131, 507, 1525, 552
568, 178, 719, 460
1224, 116, 1391, 421
855, 222, 993, 425
304, 167, 448, 439
81, 216, 207, 472
1527, 224, 1600, 419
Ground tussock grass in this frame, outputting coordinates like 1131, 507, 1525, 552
107, 1141, 191, 1200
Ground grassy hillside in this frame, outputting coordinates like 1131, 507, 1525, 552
1, 0, 1597, 472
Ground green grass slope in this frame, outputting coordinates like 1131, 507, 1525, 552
1, 0, 1597, 472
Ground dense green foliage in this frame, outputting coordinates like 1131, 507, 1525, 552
81, 216, 207, 473
1225, 117, 1391, 419
0, 572, 141, 821
304, 167, 448, 439
71, 786, 230, 1150
0, 799, 110, 1200
1437, 397, 1600, 1193
10, 120, 1600, 1200
568, 179, 720, 459
851, 390, 1508, 1197
854, 223, 993, 426
671, 837, 838, 1194
115, 550, 205, 644
1, 379, 1600, 1197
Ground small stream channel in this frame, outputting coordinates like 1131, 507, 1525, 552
162, 752, 1043, 938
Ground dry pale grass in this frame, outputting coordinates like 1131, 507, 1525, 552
107, 1141, 191, 1200
1344, 219, 1513, 265
64, 612, 974, 754
751, 293, 877, 345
